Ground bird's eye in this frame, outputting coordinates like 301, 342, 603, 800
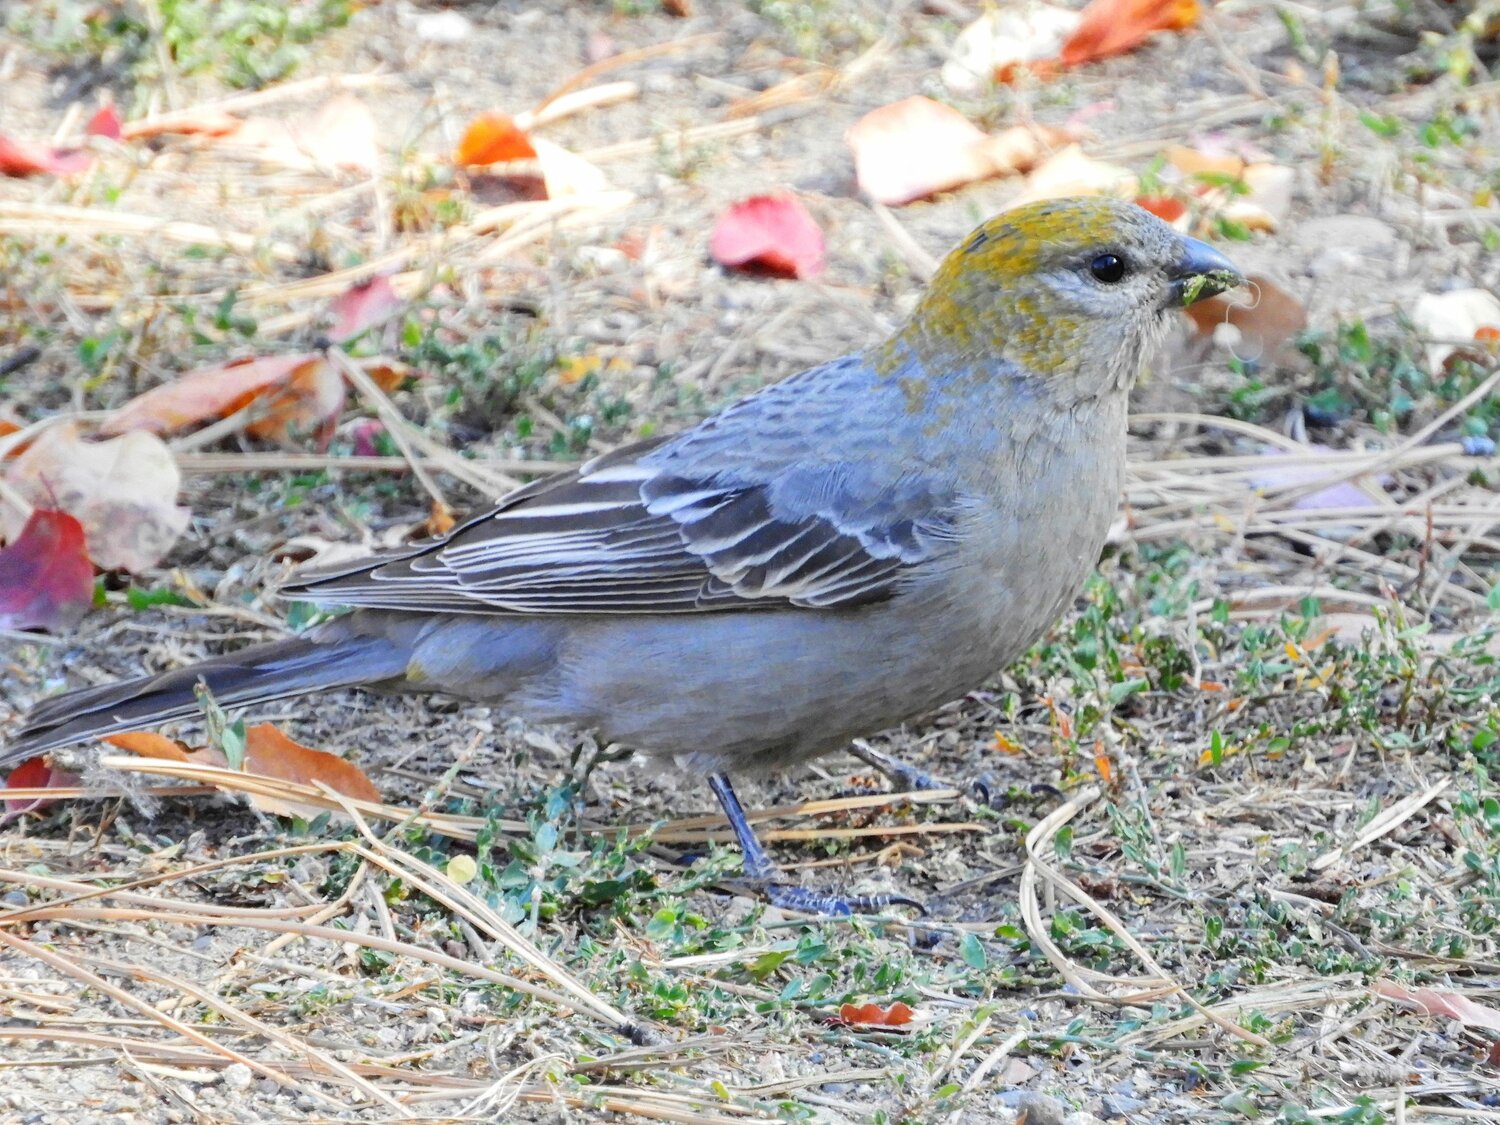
1089, 254, 1127, 283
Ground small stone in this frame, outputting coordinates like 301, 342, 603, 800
220, 1063, 253, 1090
1101, 1094, 1148, 1118
1015, 1092, 1067, 1125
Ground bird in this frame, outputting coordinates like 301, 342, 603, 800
4, 197, 1242, 915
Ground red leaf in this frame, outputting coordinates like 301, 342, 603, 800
839, 1001, 915, 1026
710, 193, 825, 279
0, 509, 95, 631
327, 275, 404, 342
1061, 0, 1200, 67
0, 134, 92, 178
86, 104, 123, 141
2, 755, 82, 823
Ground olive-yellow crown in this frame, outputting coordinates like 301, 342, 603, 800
888, 196, 1242, 399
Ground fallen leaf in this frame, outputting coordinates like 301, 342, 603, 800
1061, 0, 1200, 67
848, 97, 1071, 206
100, 353, 345, 449
1, 755, 81, 824
1, 424, 190, 572
121, 107, 244, 140
1166, 144, 1294, 232
1005, 144, 1137, 209
710, 193, 826, 278
221, 95, 379, 175
106, 723, 380, 821
1412, 288, 1500, 374
942, 6, 1081, 92
86, 104, 123, 141
0, 509, 95, 631
531, 136, 610, 198
455, 111, 537, 165
1248, 444, 1388, 511
1135, 195, 1189, 228
0, 134, 92, 178
1376, 982, 1500, 1064
243, 358, 345, 448
327, 275, 404, 342
101, 730, 196, 761
1183, 274, 1307, 363
423, 499, 456, 538
454, 112, 608, 199
839, 1001, 916, 1027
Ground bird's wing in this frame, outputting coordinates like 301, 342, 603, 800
282, 364, 961, 615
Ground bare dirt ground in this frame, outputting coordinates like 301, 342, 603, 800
3, 1, 1500, 1122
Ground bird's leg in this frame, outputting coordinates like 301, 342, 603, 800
706, 772, 922, 917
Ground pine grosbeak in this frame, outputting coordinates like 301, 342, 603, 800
7, 197, 1241, 915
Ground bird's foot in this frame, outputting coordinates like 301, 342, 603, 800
849, 741, 999, 806
748, 881, 925, 918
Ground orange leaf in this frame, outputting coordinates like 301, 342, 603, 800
243, 357, 345, 449
839, 1001, 915, 1026
103, 731, 197, 762
99, 353, 344, 449
1061, 0, 1200, 68
101, 354, 318, 437
455, 111, 537, 165
240, 723, 381, 806
1093, 746, 1114, 783
106, 723, 380, 820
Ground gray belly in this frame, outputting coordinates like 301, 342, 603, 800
517, 532, 1102, 774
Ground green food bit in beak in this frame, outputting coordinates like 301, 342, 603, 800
1180, 269, 1243, 305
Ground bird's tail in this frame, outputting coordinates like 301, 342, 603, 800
3, 627, 410, 769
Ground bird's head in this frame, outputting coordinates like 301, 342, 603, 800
887, 196, 1244, 402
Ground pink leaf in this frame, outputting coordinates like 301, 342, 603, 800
0, 509, 95, 631
0, 134, 92, 178
86, 104, 123, 141
327, 275, 404, 342
710, 193, 825, 279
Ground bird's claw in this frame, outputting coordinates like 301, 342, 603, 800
752, 881, 926, 917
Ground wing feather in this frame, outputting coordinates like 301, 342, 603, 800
280, 360, 961, 615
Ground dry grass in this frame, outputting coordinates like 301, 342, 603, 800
4, 2, 1500, 1122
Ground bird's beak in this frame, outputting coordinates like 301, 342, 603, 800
1167, 236, 1244, 307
